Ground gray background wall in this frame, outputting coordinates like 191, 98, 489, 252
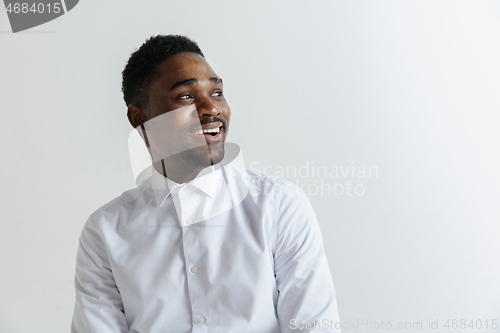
1, 0, 500, 332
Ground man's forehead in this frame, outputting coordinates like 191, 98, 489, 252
156, 53, 219, 83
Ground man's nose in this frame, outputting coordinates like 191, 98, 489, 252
196, 96, 220, 117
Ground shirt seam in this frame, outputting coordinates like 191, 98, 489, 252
88, 214, 114, 272
273, 182, 285, 259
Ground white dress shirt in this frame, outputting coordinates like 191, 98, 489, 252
71, 161, 340, 332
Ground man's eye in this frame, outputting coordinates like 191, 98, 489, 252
179, 94, 192, 100
212, 91, 223, 97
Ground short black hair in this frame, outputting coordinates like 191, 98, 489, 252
121, 35, 204, 107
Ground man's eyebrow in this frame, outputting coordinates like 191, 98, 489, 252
169, 77, 223, 91
209, 77, 223, 85
170, 78, 197, 91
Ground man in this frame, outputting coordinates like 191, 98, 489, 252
72, 35, 340, 332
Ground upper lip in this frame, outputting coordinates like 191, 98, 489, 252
201, 121, 223, 130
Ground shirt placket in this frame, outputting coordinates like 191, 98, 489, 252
176, 186, 208, 332
181, 224, 209, 333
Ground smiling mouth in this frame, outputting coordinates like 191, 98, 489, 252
190, 122, 224, 142
193, 125, 221, 136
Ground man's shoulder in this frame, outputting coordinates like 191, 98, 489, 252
244, 167, 287, 186
242, 167, 304, 198
88, 184, 148, 224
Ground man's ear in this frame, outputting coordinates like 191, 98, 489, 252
127, 104, 146, 128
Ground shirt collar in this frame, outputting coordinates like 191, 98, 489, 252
151, 164, 222, 206
187, 166, 221, 198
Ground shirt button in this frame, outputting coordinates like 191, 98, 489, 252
186, 218, 193, 224
182, 186, 189, 192
190, 266, 198, 273
197, 316, 205, 324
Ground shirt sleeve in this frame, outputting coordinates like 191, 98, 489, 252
71, 216, 130, 333
274, 183, 341, 332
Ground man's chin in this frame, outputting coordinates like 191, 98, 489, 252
180, 143, 225, 169
207, 141, 226, 165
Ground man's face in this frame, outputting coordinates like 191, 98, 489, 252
142, 53, 231, 170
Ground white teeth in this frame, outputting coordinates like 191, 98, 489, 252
202, 127, 220, 134
194, 126, 221, 135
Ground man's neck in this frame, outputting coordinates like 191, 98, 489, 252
153, 160, 203, 184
